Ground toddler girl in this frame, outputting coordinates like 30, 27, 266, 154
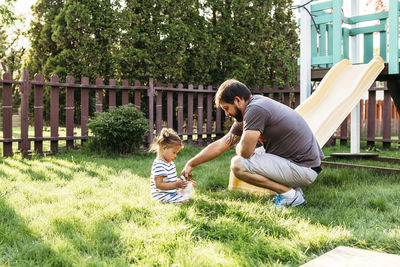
149, 128, 191, 203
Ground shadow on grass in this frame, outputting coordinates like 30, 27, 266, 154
2, 158, 75, 181
50, 160, 104, 180
55, 150, 154, 180
0, 169, 7, 178
0, 197, 72, 266
52, 217, 127, 261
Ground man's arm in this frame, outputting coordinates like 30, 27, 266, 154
235, 130, 260, 158
181, 132, 241, 178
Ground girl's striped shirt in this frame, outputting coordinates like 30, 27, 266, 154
150, 158, 187, 203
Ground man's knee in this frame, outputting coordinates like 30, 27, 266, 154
231, 156, 245, 177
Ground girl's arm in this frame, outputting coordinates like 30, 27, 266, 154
154, 176, 187, 190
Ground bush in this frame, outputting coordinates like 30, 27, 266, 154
87, 104, 149, 154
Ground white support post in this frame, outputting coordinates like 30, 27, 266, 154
351, 104, 361, 153
300, 0, 311, 104
350, 0, 360, 153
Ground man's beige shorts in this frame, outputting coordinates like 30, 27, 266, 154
239, 147, 318, 188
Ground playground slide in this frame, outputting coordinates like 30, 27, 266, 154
228, 56, 385, 195
295, 56, 385, 147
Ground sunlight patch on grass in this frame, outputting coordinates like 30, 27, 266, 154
178, 242, 239, 266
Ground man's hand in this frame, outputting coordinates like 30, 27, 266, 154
181, 163, 194, 180
180, 133, 234, 180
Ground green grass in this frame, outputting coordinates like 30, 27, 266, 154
0, 143, 399, 266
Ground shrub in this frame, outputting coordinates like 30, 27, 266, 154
87, 104, 149, 154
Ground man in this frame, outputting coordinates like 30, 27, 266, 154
181, 79, 324, 207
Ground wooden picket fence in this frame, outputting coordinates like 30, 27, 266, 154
0, 71, 399, 157
337, 81, 400, 148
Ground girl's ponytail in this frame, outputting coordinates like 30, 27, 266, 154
149, 128, 182, 152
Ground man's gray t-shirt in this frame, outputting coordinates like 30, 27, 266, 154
230, 95, 324, 168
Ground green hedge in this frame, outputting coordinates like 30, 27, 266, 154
87, 104, 149, 154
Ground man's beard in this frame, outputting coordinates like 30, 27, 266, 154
233, 106, 243, 122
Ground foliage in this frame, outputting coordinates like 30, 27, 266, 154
0, 0, 17, 26
87, 104, 149, 154
25, 0, 65, 79
0, 0, 24, 76
0, 0, 26, 115
0, 144, 399, 265
26, 0, 299, 88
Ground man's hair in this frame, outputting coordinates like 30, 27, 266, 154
215, 79, 251, 107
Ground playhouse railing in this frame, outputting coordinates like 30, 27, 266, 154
308, 0, 400, 71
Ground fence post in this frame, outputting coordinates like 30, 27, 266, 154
66, 76, 75, 149
398, 105, 400, 147
197, 85, 204, 145
262, 85, 269, 97
177, 84, 184, 137
95, 78, 103, 113
2, 72, 13, 156
155, 82, 162, 135
134, 80, 141, 110
206, 85, 213, 142
81, 77, 89, 145
340, 117, 348, 146
122, 80, 129, 105
109, 79, 116, 110
147, 78, 154, 144
167, 83, 173, 129
50, 75, 59, 154
283, 84, 290, 106
187, 84, 194, 144
273, 85, 280, 102
294, 84, 300, 108
367, 87, 376, 148
383, 85, 391, 148
20, 70, 31, 157
34, 74, 44, 155
216, 106, 222, 138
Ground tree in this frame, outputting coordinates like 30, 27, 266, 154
1, 0, 26, 115
27, 0, 299, 88
0, 0, 17, 26
0, 0, 24, 75
118, 0, 217, 85
205, 0, 298, 87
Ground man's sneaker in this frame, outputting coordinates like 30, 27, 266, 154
294, 187, 305, 198
273, 190, 307, 208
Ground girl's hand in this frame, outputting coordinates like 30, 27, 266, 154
190, 180, 197, 186
176, 179, 188, 189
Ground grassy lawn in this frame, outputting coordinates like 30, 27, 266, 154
0, 142, 399, 266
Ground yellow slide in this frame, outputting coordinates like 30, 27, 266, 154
228, 56, 385, 195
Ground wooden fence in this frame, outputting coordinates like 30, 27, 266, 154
0, 70, 230, 157
337, 81, 400, 148
0, 71, 399, 157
